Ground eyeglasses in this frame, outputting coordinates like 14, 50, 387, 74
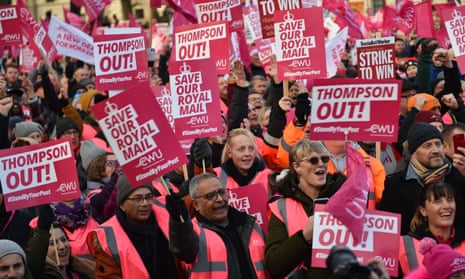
194, 188, 229, 201
105, 160, 117, 167
126, 194, 155, 204
301, 155, 330, 165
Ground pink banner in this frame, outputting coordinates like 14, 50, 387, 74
195, 0, 243, 32
92, 82, 188, 186
443, 5, 465, 74
228, 183, 268, 233
0, 140, 80, 211
167, 59, 223, 139
0, 5, 21, 46
312, 204, 401, 277
355, 37, 395, 80
274, 8, 327, 80
257, 0, 303, 39
174, 21, 230, 74
310, 78, 401, 142
93, 32, 149, 91
324, 0, 364, 39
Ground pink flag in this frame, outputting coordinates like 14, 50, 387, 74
326, 143, 369, 246
415, 2, 435, 38
63, 7, 86, 30
382, 5, 398, 36
396, 0, 415, 35
79, 0, 111, 22
324, 0, 364, 39
166, 0, 197, 27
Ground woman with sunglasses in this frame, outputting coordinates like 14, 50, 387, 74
266, 139, 346, 278
215, 128, 272, 197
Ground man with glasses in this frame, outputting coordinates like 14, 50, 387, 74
166, 173, 268, 278
88, 174, 181, 278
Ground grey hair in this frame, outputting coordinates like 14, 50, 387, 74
189, 173, 224, 199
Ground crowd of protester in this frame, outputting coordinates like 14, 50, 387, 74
3, 17, 465, 279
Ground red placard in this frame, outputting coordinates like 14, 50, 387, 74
19, 43, 41, 73
312, 205, 400, 277
94, 32, 149, 91
254, 38, 275, 74
167, 59, 223, 140
174, 21, 230, 74
310, 78, 401, 142
356, 37, 395, 80
257, 0, 303, 39
243, 4, 263, 40
274, 8, 327, 80
443, 6, 465, 74
195, 0, 243, 32
0, 5, 21, 46
228, 183, 268, 233
92, 82, 188, 186
0, 140, 80, 211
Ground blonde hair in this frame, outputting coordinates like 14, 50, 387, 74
221, 128, 258, 164
257, 106, 271, 127
289, 139, 328, 166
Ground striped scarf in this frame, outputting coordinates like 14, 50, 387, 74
410, 158, 450, 185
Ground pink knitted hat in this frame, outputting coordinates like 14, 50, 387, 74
420, 237, 465, 279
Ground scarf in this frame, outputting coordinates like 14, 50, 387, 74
116, 208, 177, 279
410, 157, 450, 185
52, 199, 89, 231
222, 158, 265, 186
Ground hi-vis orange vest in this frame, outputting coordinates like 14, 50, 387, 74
399, 235, 465, 275
182, 218, 269, 279
214, 167, 272, 198
88, 198, 170, 278
268, 198, 309, 277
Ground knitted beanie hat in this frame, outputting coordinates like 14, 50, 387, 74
56, 117, 80, 138
414, 110, 444, 125
80, 140, 106, 171
420, 237, 465, 279
116, 174, 153, 205
0, 239, 26, 265
13, 121, 44, 139
79, 89, 101, 114
407, 122, 443, 154
408, 93, 441, 111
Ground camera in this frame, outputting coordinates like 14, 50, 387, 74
326, 245, 384, 279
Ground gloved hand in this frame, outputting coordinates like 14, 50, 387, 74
166, 192, 189, 221
38, 204, 56, 230
192, 138, 212, 167
295, 93, 311, 126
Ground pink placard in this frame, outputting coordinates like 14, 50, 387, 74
443, 6, 465, 74
174, 21, 230, 74
243, 5, 262, 40
94, 32, 150, 91
92, 82, 188, 186
0, 5, 21, 46
0, 140, 80, 211
19, 43, 41, 73
312, 205, 400, 277
310, 78, 401, 142
228, 183, 268, 234
254, 38, 275, 74
257, 0, 303, 39
274, 8, 327, 80
195, 0, 243, 32
167, 59, 223, 140
356, 37, 395, 80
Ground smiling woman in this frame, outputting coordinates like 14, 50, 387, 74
399, 182, 465, 277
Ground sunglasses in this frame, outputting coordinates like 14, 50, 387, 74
301, 155, 330, 165
194, 188, 230, 201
